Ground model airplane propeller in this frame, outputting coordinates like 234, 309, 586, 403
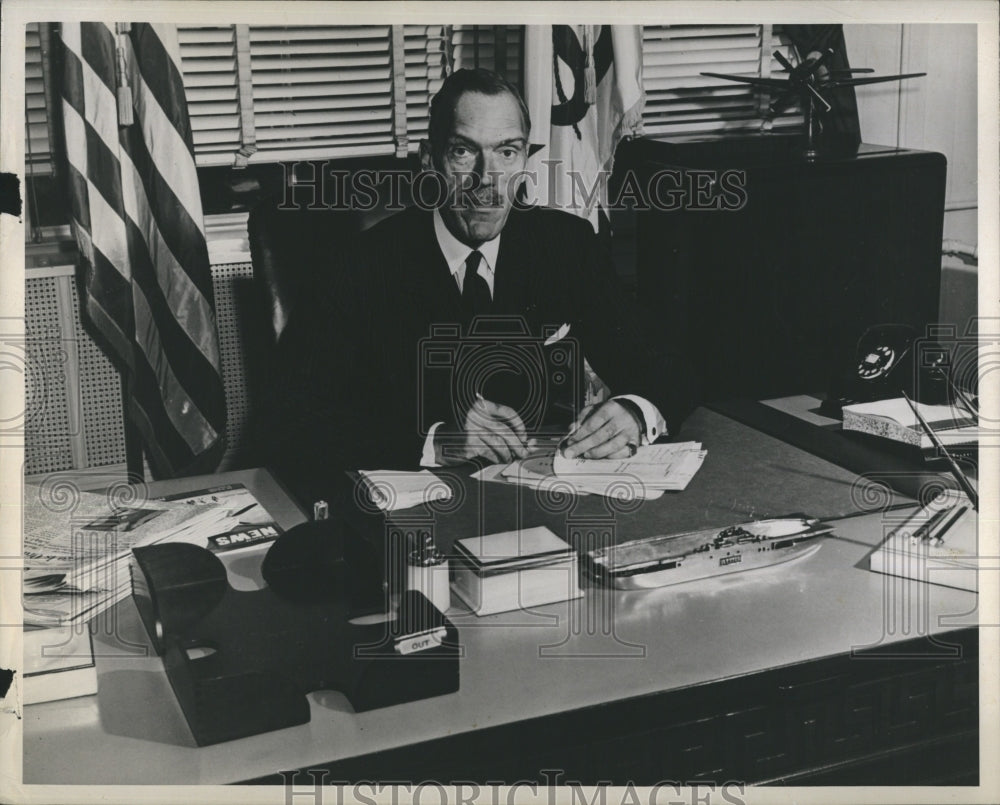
702, 27, 925, 157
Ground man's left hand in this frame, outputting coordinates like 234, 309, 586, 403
561, 399, 642, 459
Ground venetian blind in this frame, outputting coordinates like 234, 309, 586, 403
178, 24, 450, 166
451, 25, 523, 89
25, 22, 55, 176
30, 24, 812, 170
23, 23, 510, 178
641, 24, 804, 136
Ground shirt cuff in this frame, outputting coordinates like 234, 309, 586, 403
613, 394, 668, 444
421, 422, 444, 467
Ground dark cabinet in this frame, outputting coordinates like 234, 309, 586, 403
620, 136, 947, 402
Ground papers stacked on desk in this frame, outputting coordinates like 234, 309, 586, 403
842, 398, 977, 457
493, 442, 706, 500
22, 483, 282, 626
358, 470, 453, 511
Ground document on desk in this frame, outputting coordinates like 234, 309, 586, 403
358, 469, 453, 511
553, 443, 707, 490
485, 442, 706, 499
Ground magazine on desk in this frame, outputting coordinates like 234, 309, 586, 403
22, 483, 283, 626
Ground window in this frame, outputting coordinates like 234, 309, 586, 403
26, 21, 810, 220
179, 24, 451, 166
641, 24, 804, 136
30, 22, 805, 171
25, 22, 55, 175
24, 22, 526, 236
451, 25, 523, 88
175, 24, 523, 167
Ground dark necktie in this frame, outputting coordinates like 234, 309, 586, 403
461, 250, 492, 316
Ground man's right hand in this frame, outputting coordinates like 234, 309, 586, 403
434, 396, 529, 465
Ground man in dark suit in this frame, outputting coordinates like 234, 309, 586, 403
264, 69, 696, 497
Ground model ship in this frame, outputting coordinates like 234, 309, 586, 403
585, 516, 833, 590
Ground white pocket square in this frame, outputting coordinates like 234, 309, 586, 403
544, 323, 571, 346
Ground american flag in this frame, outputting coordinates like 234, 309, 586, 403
57, 22, 227, 478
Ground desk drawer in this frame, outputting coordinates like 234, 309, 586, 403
244, 628, 978, 786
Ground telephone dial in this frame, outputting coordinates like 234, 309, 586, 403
825, 323, 949, 415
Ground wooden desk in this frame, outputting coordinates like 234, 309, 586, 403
21, 413, 981, 785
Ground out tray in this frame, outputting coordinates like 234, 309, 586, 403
130, 519, 460, 746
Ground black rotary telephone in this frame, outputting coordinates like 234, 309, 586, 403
825, 324, 950, 415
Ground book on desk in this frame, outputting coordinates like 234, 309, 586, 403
22, 624, 97, 705
842, 398, 977, 457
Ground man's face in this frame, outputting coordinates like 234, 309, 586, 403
423, 90, 528, 247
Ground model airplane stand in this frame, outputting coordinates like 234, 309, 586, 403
130, 519, 460, 746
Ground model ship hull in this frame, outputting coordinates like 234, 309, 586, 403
585, 517, 832, 590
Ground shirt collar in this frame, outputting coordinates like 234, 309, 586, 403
433, 208, 502, 276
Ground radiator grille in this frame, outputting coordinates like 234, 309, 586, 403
72, 278, 127, 470
25, 258, 256, 478
211, 261, 255, 470
24, 276, 75, 475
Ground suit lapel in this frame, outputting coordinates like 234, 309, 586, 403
397, 208, 464, 322
403, 207, 540, 325
493, 209, 534, 314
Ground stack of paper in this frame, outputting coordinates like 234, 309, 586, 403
23, 489, 211, 626
842, 398, 977, 456
358, 470, 453, 511
22, 483, 282, 626
494, 442, 707, 500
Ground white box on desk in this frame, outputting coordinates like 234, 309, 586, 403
451, 526, 583, 616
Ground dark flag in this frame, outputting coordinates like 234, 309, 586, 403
57, 22, 226, 477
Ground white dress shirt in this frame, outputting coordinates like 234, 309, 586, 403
421, 209, 666, 466
432, 208, 501, 296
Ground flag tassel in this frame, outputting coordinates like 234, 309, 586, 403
114, 24, 134, 126
583, 26, 597, 104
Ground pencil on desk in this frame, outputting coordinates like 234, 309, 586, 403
901, 391, 979, 510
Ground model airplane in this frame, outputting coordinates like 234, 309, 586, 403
702, 27, 925, 157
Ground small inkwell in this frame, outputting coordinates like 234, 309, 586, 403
406, 532, 451, 613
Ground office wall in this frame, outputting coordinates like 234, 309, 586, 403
844, 24, 978, 329
844, 24, 978, 246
